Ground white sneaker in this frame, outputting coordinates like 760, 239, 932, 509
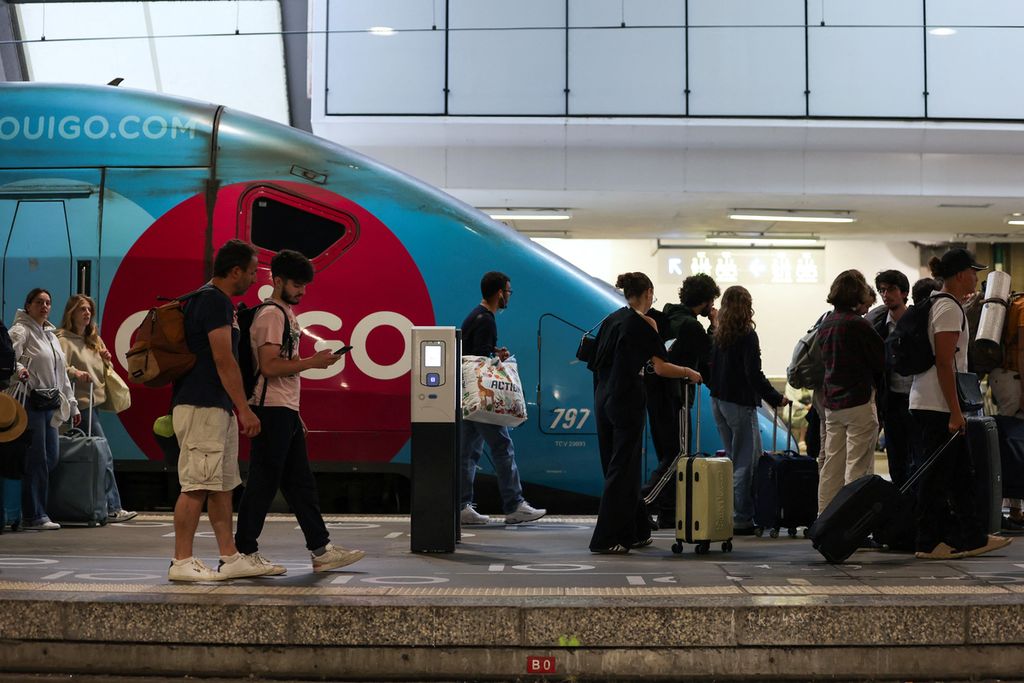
24, 519, 60, 531
108, 509, 138, 523
249, 552, 287, 576
460, 504, 490, 525
217, 552, 272, 579
504, 501, 546, 524
168, 557, 222, 582
311, 543, 365, 573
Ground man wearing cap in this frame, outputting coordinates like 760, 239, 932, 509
910, 248, 1010, 559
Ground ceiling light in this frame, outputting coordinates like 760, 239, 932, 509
485, 209, 572, 221
369, 26, 396, 36
928, 27, 957, 36
728, 209, 855, 224
707, 236, 821, 248
1007, 213, 1024, 226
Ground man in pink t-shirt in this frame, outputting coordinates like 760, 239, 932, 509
234, 249, 365, 574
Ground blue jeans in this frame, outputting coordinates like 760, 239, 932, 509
80, 408, 122, 512
22, 407, 58, 524
460, 421, 524, 514
711, 398, 762, 528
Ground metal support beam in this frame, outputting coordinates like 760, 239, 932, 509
280, 0, 311, 132
0, 0, 26, 81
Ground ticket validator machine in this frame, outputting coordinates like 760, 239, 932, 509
409, 326, 460, 553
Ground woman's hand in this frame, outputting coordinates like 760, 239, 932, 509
18, 368, 29, 383
100, 348, 112, 363
779, 397, 792, 407
76, 370, 92, 384
687, 369, 703, 384
72, 413, 82, 427
948, 410, 966, 434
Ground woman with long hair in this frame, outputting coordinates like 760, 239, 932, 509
57, 294, 137, 523
9, 287, 79, 530
816, 270, 883, 515
707, 285, 788, 535
587, 272, 702, 554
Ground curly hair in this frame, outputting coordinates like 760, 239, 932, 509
714, 286, 754, 348
679, 273, 721, 308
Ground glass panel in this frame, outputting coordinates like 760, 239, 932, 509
568, 28, 685, 115
808, 27, 924, 117
688, 27, 805, 116
927, 28, 1024, 119
448, 29, 565, 115
807, 0, 921, 26
15, 1, 288, 125
329, 0, 443, 31
326, 31, 446, 114
449, 0, 564, 29
689, 0, 803, 26
250, 196, 348, 261
569, 0, 686, 28
928, 0, 1024, 27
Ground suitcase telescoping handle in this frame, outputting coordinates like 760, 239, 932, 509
898, 431, 961, 496
771, 403, 795, 452
643, 379, 693, 506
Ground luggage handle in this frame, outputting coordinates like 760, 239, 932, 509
69, 380, 94, 438
642, 379, 693, 506
771, 402, 794, 453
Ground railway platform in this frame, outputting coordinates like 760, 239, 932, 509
1, 513, 1023, 681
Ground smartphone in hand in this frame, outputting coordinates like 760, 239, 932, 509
334, 345, 354, 356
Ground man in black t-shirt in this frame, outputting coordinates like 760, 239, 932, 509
168, 239, 264, 583
459, 271, 546, 525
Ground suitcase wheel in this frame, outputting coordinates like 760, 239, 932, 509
787, 527, 798, 538
671, 542, 684, 555
722, 541, 733, 553
695, 542, 710, 555
754, 527, 764, 538
802, 528, 811, 539
9, 520, 19, 532
769, 528, 780, 539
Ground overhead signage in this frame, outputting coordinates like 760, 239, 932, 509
659, 249, 823, 285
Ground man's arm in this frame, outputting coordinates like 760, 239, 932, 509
259, 343, 338, 377
208, 326, 260, 437
933, 330, 964, 433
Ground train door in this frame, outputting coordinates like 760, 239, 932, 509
0, 170, 102, 323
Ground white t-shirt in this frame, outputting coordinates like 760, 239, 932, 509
908, 293, 968, 413
249, 299, 301, 410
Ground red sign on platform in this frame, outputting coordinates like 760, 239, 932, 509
526, 656, 556, 674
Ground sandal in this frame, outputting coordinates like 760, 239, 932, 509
590, 544, 630, 555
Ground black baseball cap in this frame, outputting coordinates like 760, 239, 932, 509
937, 248, 986, 277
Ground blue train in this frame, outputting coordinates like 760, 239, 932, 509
0, 82, 786, 511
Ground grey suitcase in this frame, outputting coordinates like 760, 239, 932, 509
49, 390, 108, 527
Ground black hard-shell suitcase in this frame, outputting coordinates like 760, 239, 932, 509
752, 405, 818, 538
966, 416, 1002, 535
48, 391, 108, 527
808, 432, 959, 563
995, 415, 1024, 499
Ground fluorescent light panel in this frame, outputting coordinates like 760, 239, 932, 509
707, 237, 821, 247
485, 209, 572, 221
729, 210, 855, 224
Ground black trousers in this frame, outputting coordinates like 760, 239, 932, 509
235, 406, 330, 554
910, 409, 987, 553
590, 391, 651, 550
882, 392, 913, 490
641, 393, 689, 521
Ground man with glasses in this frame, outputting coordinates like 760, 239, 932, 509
872, 270, 914, 489
459, 271, 546, 525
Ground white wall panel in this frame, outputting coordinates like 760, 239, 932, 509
689, 0, 803, 26
688, 28, 805, 116
329, 0, 442, 31
928, 0, 1024, 26
566, 147, 686, 192
448, 29, 565, 115
803, 152, 922, 195
569, 0, 686, 27
807, 0, 921, 26
446, 146, 566, 189
808, 27, 924, 117
449, 0, 563, 29
685, 150, 804, 193
568, 28, 685, 115
927, 29, 1024, 119
326, 31, 445, 114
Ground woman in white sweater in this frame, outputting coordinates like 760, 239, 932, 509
57, 294, 136, 523
9, 288, 78, 530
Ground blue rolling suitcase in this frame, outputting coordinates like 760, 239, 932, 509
752, 406, 819, 538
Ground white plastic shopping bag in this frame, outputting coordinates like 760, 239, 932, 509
461, 355, 527, 427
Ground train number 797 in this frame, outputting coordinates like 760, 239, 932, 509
549, 408, 591, 430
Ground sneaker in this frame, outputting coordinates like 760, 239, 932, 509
249, 552, 287, 576
961, 534, 1013, 558
23, 519, 60, 531
217, 552, 272, 579
504, 501, 546, 524
590, 544, 630, 555
168, 557, 222, 582
108, 509, 138, 523
460, 504, 490, 525
311, 543, 365, 573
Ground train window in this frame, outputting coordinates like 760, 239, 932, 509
241, 186, 358, 268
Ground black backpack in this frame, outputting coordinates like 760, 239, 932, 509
0, 322, 14, 389
237, 301, 293, 405
886, 292, 964, 377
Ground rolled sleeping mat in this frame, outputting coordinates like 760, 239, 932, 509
972, 271, 1012, 374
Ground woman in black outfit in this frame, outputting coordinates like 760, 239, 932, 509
588, 272, 702, 554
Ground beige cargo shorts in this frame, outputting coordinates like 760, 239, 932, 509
172, 404, 240, 492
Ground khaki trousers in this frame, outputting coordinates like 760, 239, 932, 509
819, 399, 878, 514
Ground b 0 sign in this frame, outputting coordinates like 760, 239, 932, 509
526, 656, 556, 674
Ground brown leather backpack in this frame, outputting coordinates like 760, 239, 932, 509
125, 290, 202, 387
